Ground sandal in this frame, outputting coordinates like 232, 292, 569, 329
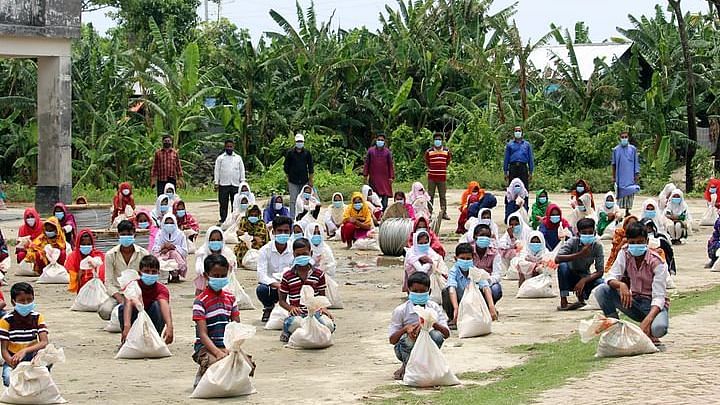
393, 365, 406, 380
557, 301, 586, 311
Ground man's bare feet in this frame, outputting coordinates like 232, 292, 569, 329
393, 364, 406, 380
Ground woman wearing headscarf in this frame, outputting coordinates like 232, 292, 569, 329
226, 182, 256, 227
151, 195, 171, 228
657, 183, 676, 212
234, 204, 270, 262
304, 222, 337, 277
323, 193, 345, 238
24, 217, 67, 274
498, 212, 532, 275
403, 230, 443, 292
52, 202, 77, 248
664, 189, 691, 244
163, 182, 181, 206
151, 213, 188, 282
504, 178, 529, 223
704, 179, 720, 209
597, 191, 624, 238
512, 230, 554, 287
134, 208, 157, 250
66, 229, 106, 293
263, 194, 290, 224
406, 215, 445, 257
456, 192, 480, 234
295, 184, 322, 222
408, 182, 432, 219
341, 192, 374, 248
362, 185, 384, 223
640, 218, 676, 275
16, 208, 43, 263
568, 179, 594, 210
641, 198, 667, 236
387, 191, 416, 220
111, 182, 136, 222
538, 204, 572, 251
604, 215, 638, 272
567, 193, 598, 234
706, 216, 720, 268
462, 208, 500, 245
173, 199, 200, 244
530, 189, 550, 229
456, 181, 482, 233
194, 225, 237, 295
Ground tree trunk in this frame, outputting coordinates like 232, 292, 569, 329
669, 0, 698, 191
519, 58, 528, 122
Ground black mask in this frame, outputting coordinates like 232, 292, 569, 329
163, 141, 172, 149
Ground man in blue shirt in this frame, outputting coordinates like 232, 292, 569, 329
503, 126, 535, 189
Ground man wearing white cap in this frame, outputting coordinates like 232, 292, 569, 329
284, 133, 314, 218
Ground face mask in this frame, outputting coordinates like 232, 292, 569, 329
408, 291, 430, 306
292, 232, 304, 240
311, 235, 322, 246
353, 202, 363, 211
628, 243, 648, 257
578, 206, 587, 212
275, 234, 290, 245
54, 211, 65, 221
141, 273, 159, 285
416, 243, 430, 254
274, 202, 283, 210
122, 189, 130, 196
225, 148, 233, 155
166, 192, 174, 199
376, 140, 385, 148
538, 197, 547, 204
208, 277, 229, 291
580, 234, 596, 245
45, 231, 57, 239
248, 216, 260, 224
644, 210, 656, 219
514, 131, 522, 139
479, 219, 491, 226
302, 192, 311, 200
671, 197, 682, 204
241, 190, 249, 196
163, 223, 176, 234
456, 258, 473, 271
605, 201, 615, 209
25, 218, 36, 227
395, 199, 404, 205
119, 235, 135, 247
79, 245, 92, 255
434, 139, 442, 147
576, 186, 585, 193
475, 236, 491, 249
208, 241, 223, 252
472, 191, 479, 196
514, 185, 522, 191
293, 255, 312, 267
14, 302, 35, 317
159, 205, 169, 213
176, 210, 186, 218
512, 224, 523, 235
138, 221, 149, 229
163, 142, 172, 149
239, 203, 249, 211
620, 138, 629, 146
333, 201, 343, 208
550, 215, 561, 224
295, 142, 304, 149
529, 242, 544, 254
711, 187, 717, 194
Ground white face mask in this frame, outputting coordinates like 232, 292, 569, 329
25, 218, 36, 227
122, 189, 130, 196
274, 203, 283, 210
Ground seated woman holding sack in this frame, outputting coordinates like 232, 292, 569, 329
384, 191, 415, 220
538, 204, 572, 251
234, 204, 270, 263
52, 203, 77, 248
295, 185, 322, 223
66, 229, 105, 294
16, 208, 43, 263
263, 194, 290, 225
174, 200, 200, 245
568, 179, 594, 210
24, 218, 68, 274
151, 214, 188, 283
341, 193, 374, 249
530, 189, 551, 229
498, 213, 531, 274
133, 209, 157, 249
406, 216, 445, 258
597, 192, 623, 238
403, 230, 445, 293
663, 189, 691, 245
323, 193, 345, 239
111, 182, 136, 223
408, 182, 432, 219
514, 231, 554, 287
304, 223, 336, 276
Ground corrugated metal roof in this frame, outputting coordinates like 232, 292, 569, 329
527, 43, 633, 80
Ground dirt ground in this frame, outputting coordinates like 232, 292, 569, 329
0, 189, 718, 404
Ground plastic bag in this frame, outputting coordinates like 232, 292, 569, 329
0, 256, 11, 274
37, 246, 69, 284
223, 221, 239, 244
70, 272, 110, 312
185, 234, 197, 255
286, 286, 333, 349
516, 272, 556, 298
190, 323, 256, 398
582, 285, 601, 311
115, 279, 171, 359
457, 268, 492, 338
429, 271, 446, 305
158, 259, 177, 284
241, 249, 259, 271
112, 205, 135, 229
0, 345, 67, 404
104, 305, 122, 333
351, 231, 380, 251
224, 271, 256, 310
16, 260, 36, 277
16, 236, 32, 250
264, 305, 289, 330
325, 275, 344, 309
402, 305, 460, 387
578, 314, 659, 358
700, 197, 719, 226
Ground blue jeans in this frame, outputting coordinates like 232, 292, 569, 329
557, 262, 602, 299
595, 284, 669, 338
288, 182, 303, 219
118, 301, 165, 334
2, 352, 50, 387
283, 313, 336, 335
394, 331, 445, 364
256, 283, 279, 309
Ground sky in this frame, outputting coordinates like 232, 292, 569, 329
82, 0, 711, 43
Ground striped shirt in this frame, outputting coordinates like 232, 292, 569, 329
192, 288, 239, 352
151, 148, 183, 181
425, 147, 451, 182
279, 268, 326, 312
0, 312, 48, 354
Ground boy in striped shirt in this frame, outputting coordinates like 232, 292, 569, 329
0, 282, 49, 387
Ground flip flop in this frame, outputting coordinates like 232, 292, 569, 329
557, 302, 586, 311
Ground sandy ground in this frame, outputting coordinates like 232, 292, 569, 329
0, 190, 718, 404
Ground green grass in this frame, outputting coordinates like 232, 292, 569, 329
375, 284, 720, 405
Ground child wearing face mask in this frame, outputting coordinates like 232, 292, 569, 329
278, 238, 334, 343
389, 271, 449, 380
403, 230, 444, 293
151, 195, 171, 228
235, 205, 270, 265
256, 216, 295, 322
151, 214, 188, 283
120, 255, 173, 347
497, 213, 530, 275
538, 204, 572, 251
103, 220, 149, 317
470, 223, 503, 305
111, 182, 136, 222
323, 193, 345, 238
173, 200, 200, 244
195, 227, 238, 296
442, 243, 498, 328
530, 189, 550, 229
504, 178, 528, 223
0, 282, 48, 387
16, 208, 42, 263
294, 185, 322, 222
554, 218, 604, 311
24, 218, 68, 274
133, 209, 157, 250
304, 223, 336, 276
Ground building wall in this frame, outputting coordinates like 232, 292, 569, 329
0, 0, 80, 38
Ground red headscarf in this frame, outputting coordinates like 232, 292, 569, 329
704, 178, 720, 205
18, 208, 43, 240
112, 182, 136, 221
65, 229, 105, 293
173, 200, 200, 233
541, 203, 570, 230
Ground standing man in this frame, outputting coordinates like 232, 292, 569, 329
612, 131, 640, 216
503, 126, 534, 189
424, 132, 452, 220
151, 134, 184, 196
213, 139, 246, 224
363, 133, 395, 210
284, 133, 314, 219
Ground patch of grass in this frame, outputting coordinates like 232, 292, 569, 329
376, 285, 720, 405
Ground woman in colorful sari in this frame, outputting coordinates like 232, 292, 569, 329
504, 178, 529, 223
538, 204, 572, 251
406, 215, 446, 258
151, 195, 171, 228
597, 191, 624, 238
66, 229, 106, 293
263, 194, 290, 224
173, 200, 200, 244
24, 217, 67, 274
234, 204, 270, 262
295, 184, 322, 223
664, 189, 691, 244
111, 182, 136, 222
530, 189, 550, 229
134, 209, 157, 250
341, 192, 374, 248
53, 202, 77, 248
16, 208, 43, 263
323, 193, 345, 238
151, 213, 188, 282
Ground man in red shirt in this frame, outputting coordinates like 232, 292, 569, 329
424, 132, 452, 220
151, 135, 184, 197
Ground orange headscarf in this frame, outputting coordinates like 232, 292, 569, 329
343, 192, 373, 227
65, 229, 106, 293
460, 181, 484, 212
25, 217, 67, 267
605, 215, 638, 272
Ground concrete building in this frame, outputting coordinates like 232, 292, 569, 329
0, 0, 81, 213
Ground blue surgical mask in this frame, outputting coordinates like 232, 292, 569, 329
514, 184, 522, 190
513, 224, 523, 235
620, 138, 629, 146
644, 210, 656, 219
292, 232, 304, 240
166, 192, 174, 199
141, 273, 159, 285
54, 211, 65, 221
416, 243, 430, 254
628, 243, 648, 257
456, 258, 473, 271
239, 203, 248, 211
580, 234, 596, 245
45, 231, 57, 239
275, 234, 290, 245
550, 215, 561, 224
333, 201, 343, 208
408, 291, 429, 306
293, 255, 312, 267
475, 236, 491, 249
302, 192, 311, 200
138, 221, 149, 229
79, 245, 92, 255
208, 277, 229, 291
576, 186, 585, 193
514, 131, 522, 139
159, 205, 169, 213
14, 301, 35, 317
434, 139, 442, 147
671, 197, 682, 204
176, 210, 186, 218
119, 235, 135, 247
248, 216, 260, 224
711, 187, 718, 194
529, 242, 544, 254
295, 142, 304, 149
538, 197, 548, 204
605, 201, 615, 209
163, 223, 176, 234
353, 202, 363, 211
376, 140, 385, 148
395, 199, 405, 205
208, 240, 223, 252
578, 206, 587, 212
311, 235, 322, 246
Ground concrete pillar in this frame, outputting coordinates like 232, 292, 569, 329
35, 52, 72, 214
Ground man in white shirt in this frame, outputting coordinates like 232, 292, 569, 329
214, 139, 246, 224
256, 215, 294, 322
